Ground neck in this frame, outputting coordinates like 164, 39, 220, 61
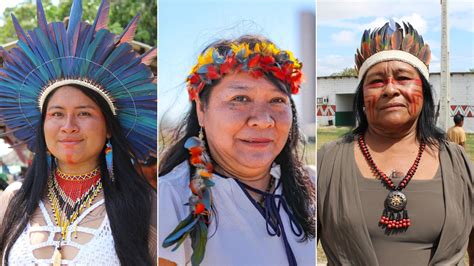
366, 122, 418, 145
215, 164, 271, 192
57, 161, 99, 175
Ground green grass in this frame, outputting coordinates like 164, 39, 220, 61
316, 127, 473, 265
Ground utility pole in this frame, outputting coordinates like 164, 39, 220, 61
438, 0, 451, 130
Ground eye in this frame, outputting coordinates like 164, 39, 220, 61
271, 97, 287, 104
49, 112, 63, 117
78, 111, 91, 117
369, 79, 384, 85
232, 95, 250, 102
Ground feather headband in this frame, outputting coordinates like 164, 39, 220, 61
355, 20, 431, 81
0, 0, 157, 162
186, 41, 303, 100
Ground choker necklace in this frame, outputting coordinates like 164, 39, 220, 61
48, 167, 102, 240
358, 134, 425, 231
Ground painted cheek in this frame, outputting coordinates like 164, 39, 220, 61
363, 91, 380, 120
401, 86, 423, 115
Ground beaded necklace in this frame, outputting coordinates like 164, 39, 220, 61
48, 167, 102, 265
357, 134, 425, 231
48, 167, 102, 239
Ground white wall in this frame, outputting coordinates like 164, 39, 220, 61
317, 73, 474, 132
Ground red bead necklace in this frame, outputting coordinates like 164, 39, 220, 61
357, 134, 426, 231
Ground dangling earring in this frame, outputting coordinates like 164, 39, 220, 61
105, 139, 114, 182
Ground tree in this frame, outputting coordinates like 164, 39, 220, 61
330, 67, 357, 77
469, 68, 474, 72
0, 0, 156, 46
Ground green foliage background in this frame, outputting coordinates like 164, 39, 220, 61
0, 0, 157, 46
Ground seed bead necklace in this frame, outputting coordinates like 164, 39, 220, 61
357, 134, 426, 231
47, 167, 102, 265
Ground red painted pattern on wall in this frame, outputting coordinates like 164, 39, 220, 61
316, 105, 336, 116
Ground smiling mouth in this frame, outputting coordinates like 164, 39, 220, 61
240, 138, 273, 147
59, 139, 83, 145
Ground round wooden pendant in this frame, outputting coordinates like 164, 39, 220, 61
385, 191, 407, 211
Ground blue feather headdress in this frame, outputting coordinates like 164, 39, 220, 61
0, 0, 157, 162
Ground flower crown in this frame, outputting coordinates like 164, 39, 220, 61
186, 41, 303, 100
355, 20, 431, 81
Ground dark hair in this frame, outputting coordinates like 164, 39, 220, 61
345, 70, 445, 146
160, 35, 315, 241
453, 114, 464, 125
0, 85, 154, 265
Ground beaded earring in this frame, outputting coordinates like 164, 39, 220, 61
162, 127, 215, 265
105, 140, 114, 181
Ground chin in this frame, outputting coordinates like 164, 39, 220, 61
236, 153, 276, 169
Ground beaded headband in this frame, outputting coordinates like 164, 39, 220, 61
186, 41, 303, 100
355, 20, 431, 81
0, 0, 157, 161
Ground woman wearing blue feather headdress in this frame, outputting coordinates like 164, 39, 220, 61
0, 0, 157, 265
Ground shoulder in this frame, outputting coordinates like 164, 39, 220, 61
317, 138, 351, 166
158, 161, 191, 212
0, 181, 22, 202
0, 181, 22, 225
159, 161, 190, 190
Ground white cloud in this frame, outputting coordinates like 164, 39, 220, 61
330, 30, 357, 45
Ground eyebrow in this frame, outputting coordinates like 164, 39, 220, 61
227, 84, 250, 90
47, 104, 97, 111
367, 67, 416, 77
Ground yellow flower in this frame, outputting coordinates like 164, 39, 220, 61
198, 48, 215, 66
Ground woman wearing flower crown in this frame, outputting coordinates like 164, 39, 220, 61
0, 0, 157, 265
318, 20, 474, 265
159, 36, 315, 265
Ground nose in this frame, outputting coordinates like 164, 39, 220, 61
382, 77, 401, 98
61, 114, 79, 133
247, 104, 275, 128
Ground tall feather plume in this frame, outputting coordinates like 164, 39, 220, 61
116, 14, 140, 45
11, 14, 28, 44
36, 0, 48, 35
67, 0, 82, 57
140, 47, 157, 66
92, 0, 110, 32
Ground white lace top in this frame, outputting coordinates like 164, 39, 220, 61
5, 199, 120, 265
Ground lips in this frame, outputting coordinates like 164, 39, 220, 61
239, 138, 273, 147
59, 138, 83, 146
380, 102, 406, 110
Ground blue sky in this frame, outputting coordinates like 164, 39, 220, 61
317, 0, 474, 76
159, 0, 315, 123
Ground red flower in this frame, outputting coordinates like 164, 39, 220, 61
248, 54, 261, 68
220, 56, 237, 75
249, 70, 264, 79
207, 65, 220, 80
188, 88, 198, 101
189, 73, 201, 84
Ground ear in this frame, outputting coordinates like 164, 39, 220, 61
195, 98, 205, 127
